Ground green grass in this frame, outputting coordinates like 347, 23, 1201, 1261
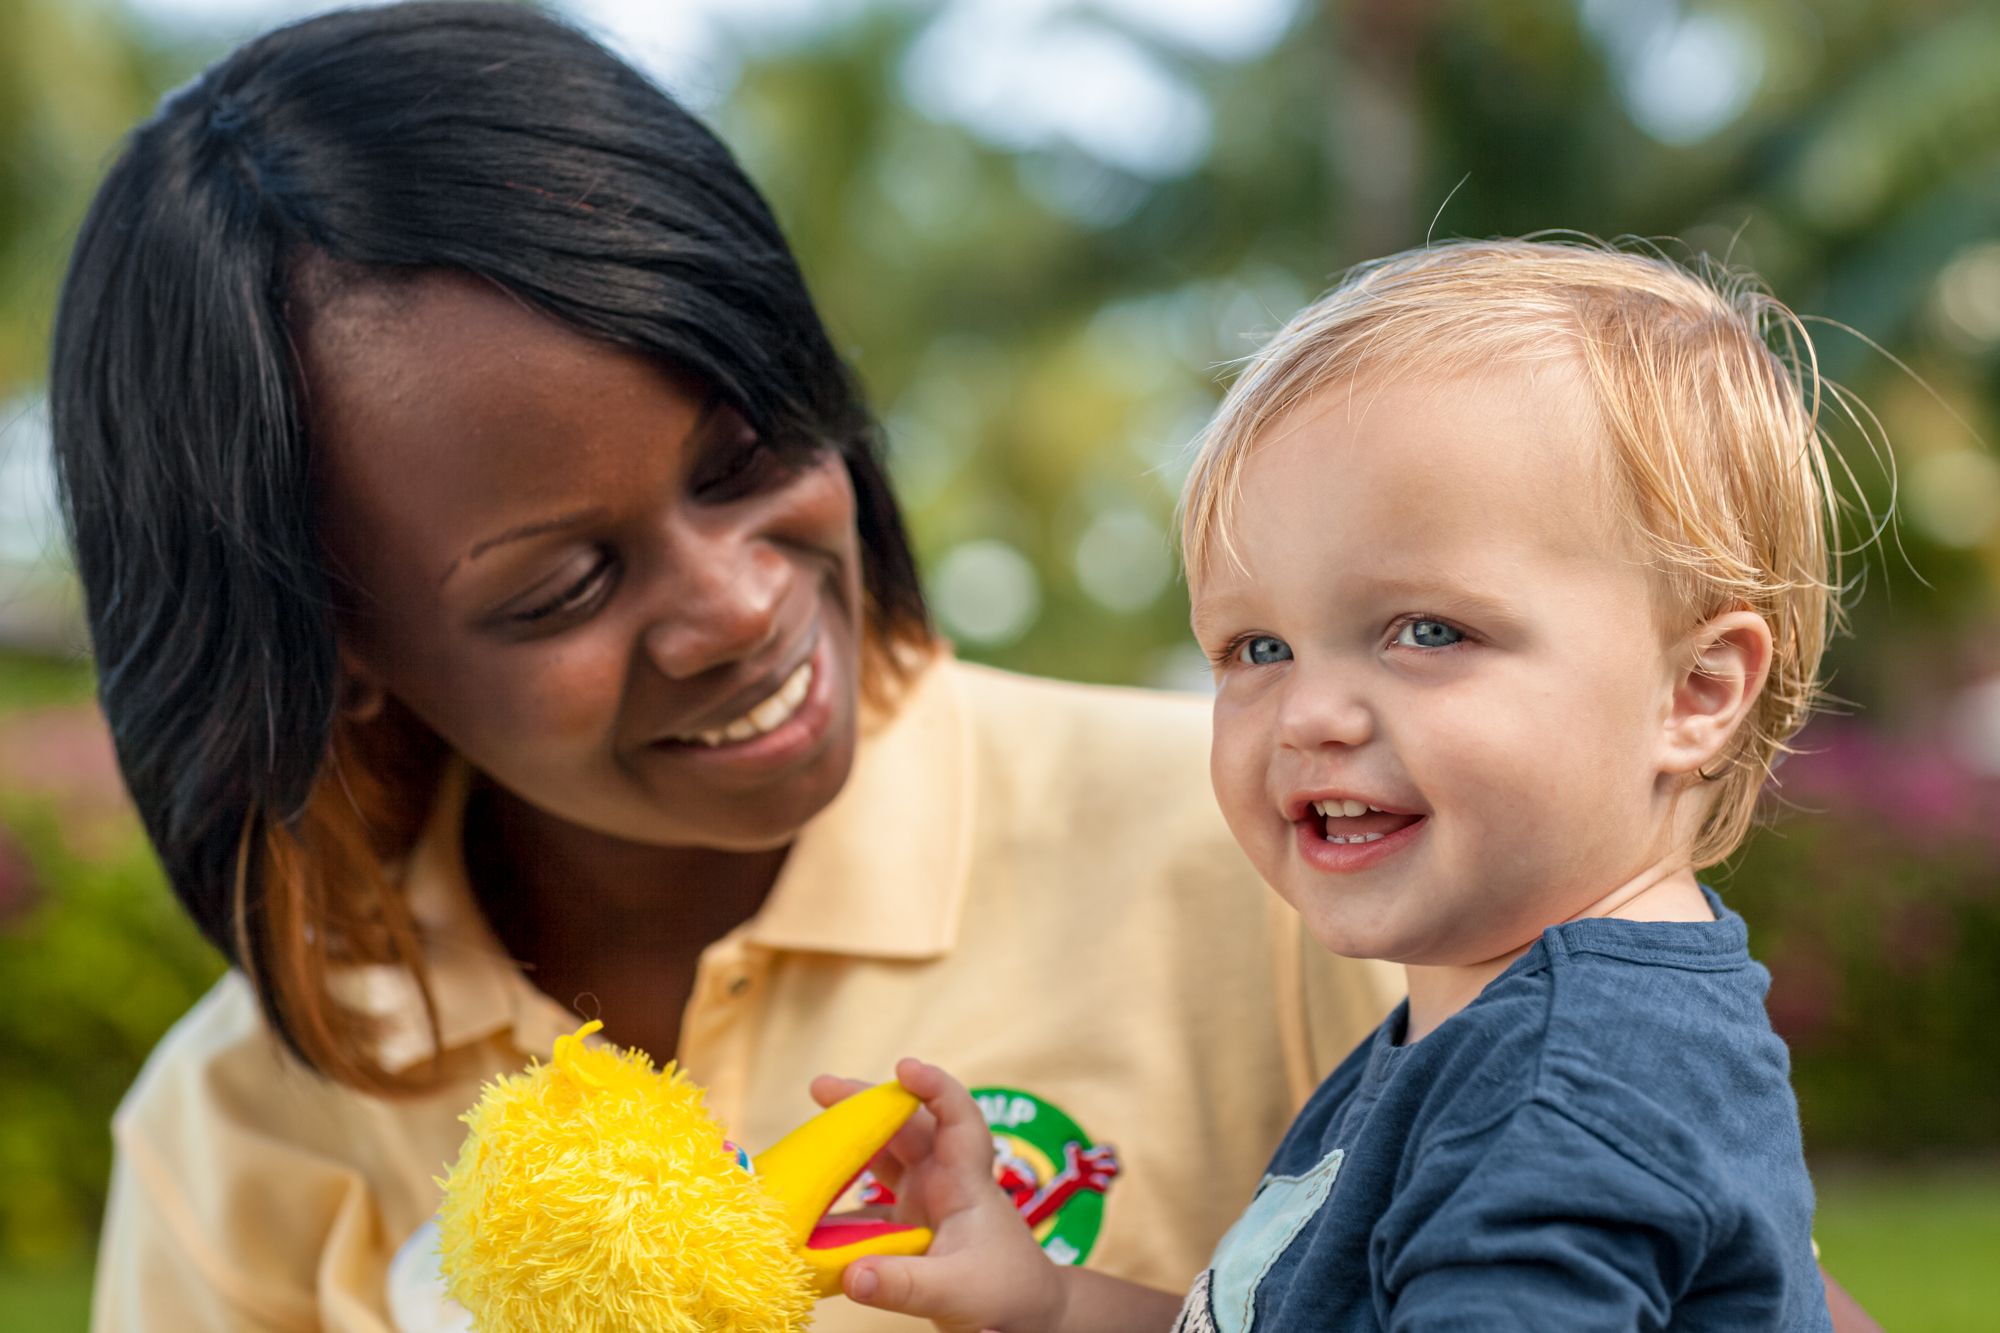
1815, 1160, 2000, 1330
1, 1163, 1990, 1330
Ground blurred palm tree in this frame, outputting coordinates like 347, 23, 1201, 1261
5, 0, 1995, 683
0, 1, 194, 393
711, 0, 1999, 690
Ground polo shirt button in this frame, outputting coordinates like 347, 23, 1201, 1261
727, 975, 753, 997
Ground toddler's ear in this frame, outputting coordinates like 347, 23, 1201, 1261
1659, 609, 1773, 778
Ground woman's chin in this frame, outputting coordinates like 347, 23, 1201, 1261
668, 741, 858, 851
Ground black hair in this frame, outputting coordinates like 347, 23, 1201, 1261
49, 0, 928, 1081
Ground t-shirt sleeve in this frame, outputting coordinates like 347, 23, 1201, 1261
1374, 1099, 1709, 1333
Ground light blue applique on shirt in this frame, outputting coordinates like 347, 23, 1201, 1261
1205, 1149, 1346, 1332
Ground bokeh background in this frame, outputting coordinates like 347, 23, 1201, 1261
3, 0, 1998, 1326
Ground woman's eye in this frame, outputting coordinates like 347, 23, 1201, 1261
511, 553, 614, 624
699, 432, 818, 501
698, 440, 775, 498
1394, 618, 1464, 650
1236, 635, 1293, 665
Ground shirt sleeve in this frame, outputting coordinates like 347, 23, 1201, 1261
89, 977, 404, 1333
93, 1117, 403, 1333
1374, 1099, 1710, 1333
91, 1130, 317, 1332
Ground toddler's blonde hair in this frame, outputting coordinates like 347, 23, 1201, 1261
1180, 238, 1853, 868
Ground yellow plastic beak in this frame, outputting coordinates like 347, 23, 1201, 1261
753, 1082, 934, 1297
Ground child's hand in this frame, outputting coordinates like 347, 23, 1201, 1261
810, 1058, 1068, 1333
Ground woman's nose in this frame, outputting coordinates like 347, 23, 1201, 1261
640, 526, 787, 680
1275, 669, 1374, 751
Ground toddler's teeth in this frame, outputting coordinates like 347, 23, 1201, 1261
1315, 798, 1389, 820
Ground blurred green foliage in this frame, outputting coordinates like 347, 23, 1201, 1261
1, 0, 1998, 1320
0, 795, 222, 1260
1728, 720, 2000, 1154
0, 658, 222, 1271
708, 0, 2000, 687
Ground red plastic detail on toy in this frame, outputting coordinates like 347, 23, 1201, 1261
807, 1218, 917, 1249
803, 1165, 922, 1249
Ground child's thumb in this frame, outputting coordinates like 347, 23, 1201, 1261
842, 1255, 963, 1322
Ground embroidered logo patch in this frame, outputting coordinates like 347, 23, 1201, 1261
973, 1085, 1119, 1264
857, 1085, 1120, 1265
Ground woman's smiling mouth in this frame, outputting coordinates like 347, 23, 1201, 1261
672, 658, 815, 747
648, 634, 845, 777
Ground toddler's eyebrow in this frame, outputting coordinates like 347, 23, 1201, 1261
1362, 574, 1525, 628
1189, 593, 1251, 641
1190, 573, 1529, 639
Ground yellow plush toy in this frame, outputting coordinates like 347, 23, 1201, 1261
437, 1022, 930, 1332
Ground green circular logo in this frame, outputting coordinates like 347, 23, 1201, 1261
969, 1086, 1120, 1266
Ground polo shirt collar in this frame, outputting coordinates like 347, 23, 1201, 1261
744, 647, 971, 958
341, 647, 971, 1072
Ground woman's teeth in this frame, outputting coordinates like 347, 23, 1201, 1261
681, 661, 813, 746
1314, 798, 1391, 845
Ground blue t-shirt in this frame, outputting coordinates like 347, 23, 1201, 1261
1173, 890, 1829, 1332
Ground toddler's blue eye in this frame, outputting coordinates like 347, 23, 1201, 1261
1238, 635, 1293, 665
1396, 619, 1463, 649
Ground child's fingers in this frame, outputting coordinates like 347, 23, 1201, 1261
809, 1073, 870, 1108
843, 1253, 986, 1327
894, 1058, 993, 1171
890, 1057, 1014, 1222
807, 1071, 938, 1196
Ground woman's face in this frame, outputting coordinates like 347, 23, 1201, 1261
307, 273, 866, 852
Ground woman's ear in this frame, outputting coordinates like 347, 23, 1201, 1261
336, 647, 387, 724
1659, 609, 1775, 779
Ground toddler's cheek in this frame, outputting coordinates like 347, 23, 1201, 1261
1208, 740, 1271, 835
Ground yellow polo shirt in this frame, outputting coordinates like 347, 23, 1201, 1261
91, 656, 1399, 1332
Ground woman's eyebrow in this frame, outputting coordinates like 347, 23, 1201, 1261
441, 507, 609, 586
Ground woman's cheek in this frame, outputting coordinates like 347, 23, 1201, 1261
518, 639, 628, 742
420, 635, 622, 763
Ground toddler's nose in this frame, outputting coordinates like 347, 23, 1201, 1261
1276, 673, 1374, 751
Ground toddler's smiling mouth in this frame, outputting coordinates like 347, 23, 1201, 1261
1287, 794, 1427, 869
1309, 798, 1422, 844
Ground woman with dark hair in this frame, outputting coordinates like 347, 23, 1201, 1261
56, 3, 1395, 1328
